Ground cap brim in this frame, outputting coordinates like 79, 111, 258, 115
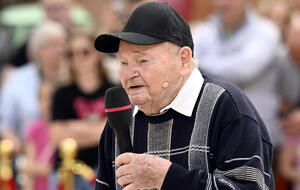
94, 32, 165, 53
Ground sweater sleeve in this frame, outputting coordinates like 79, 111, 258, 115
161, 115, 274, 190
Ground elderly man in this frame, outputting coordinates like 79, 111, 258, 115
94, 2, 274, 190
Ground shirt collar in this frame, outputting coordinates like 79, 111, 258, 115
133, 69, 204, 117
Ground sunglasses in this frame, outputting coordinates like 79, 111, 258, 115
66, 48, 93, 58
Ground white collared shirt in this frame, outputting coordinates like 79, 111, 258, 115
133, 68, 204, 117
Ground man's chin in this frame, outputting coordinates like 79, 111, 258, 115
129, 96, 147, 107
130, 99, 146, 106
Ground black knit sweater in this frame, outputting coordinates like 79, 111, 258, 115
96, 76, 274, 190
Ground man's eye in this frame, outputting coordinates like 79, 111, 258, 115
139, 60, 149, 64
121, 61, 128, 66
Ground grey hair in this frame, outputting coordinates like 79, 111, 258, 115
27, 21, 66, 61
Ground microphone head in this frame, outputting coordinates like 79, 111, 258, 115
105, 87, 133, 131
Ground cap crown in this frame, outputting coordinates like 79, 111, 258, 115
123, 2, 194, 53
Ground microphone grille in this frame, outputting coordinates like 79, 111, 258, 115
105, 87, 131, 109
104, 87, 133, 130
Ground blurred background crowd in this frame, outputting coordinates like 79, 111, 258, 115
0, 0, 300, 189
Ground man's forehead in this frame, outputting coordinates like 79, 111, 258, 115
117, 41, 181, 60
117, 41, 159, 57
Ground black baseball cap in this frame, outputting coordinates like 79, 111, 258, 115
94, 1, 194, 55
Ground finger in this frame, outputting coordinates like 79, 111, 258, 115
123, 183, 135, 190
116, 164, 132, 177
116, 153, 135, 166
117, 174, 133, 187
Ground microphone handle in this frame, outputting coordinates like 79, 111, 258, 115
115, 127, 133, 154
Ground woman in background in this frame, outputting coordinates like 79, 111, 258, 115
49, 29, 113, 190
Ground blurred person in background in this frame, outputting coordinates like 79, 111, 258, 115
40, 0, 95, 33
0, 21, 68, 159
0, 0, 95, 85
22, 80, 56, 190
256, 0, 297, 113
192, 0, 282, 150
96, 0, 132, 86
257, 0, 291, 42
279, 19, 300, 190
49, 29, 113, 190
256, 1, 297, 188
279, 18, 300, 128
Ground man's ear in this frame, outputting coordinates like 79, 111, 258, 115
179, 46, 193, 75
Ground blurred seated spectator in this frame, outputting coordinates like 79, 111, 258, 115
49, 29, 113, 190
22, 80, 56, 190
192, 0, 282, 148
0, 21, 68, 154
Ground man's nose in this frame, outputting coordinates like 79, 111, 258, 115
126, 63, 140, 78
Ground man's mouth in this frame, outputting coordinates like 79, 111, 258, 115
129, 85, 143, 90
130, 85, 142, 88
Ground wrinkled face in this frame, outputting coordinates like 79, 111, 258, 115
118, 41, 185, 114
41, 0, 72, 27
213, 0, 246, 27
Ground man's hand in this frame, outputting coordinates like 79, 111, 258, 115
115, 153, 172, 190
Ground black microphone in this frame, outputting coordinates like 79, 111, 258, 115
105, 87, 133, 154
